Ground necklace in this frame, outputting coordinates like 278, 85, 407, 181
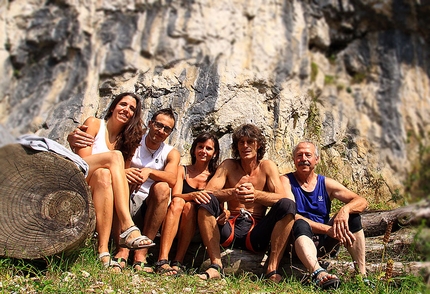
145, 143, 161, 162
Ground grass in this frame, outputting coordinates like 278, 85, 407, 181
0, 237, 428, 293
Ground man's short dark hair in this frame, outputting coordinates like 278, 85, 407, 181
151, 108, 176, 127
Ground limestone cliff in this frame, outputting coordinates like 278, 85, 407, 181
1, 0, 429, 202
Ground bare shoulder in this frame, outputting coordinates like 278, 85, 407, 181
82, 116, 99, 126
323, 176, 344, 190
82, 117, 100, 136
221, 158, 240, 169
259, 159, 278, 173
280, 173, 291, 184
167, 147, 181, 161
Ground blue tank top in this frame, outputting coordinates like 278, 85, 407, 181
286, 172, 331, 224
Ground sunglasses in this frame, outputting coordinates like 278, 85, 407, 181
151, 121, 174, 134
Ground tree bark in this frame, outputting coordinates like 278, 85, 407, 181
0, 144, 95, 259
362, 199, 430, 237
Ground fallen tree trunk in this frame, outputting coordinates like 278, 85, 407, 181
362, 199, 430, 237
0, 144, 95, 259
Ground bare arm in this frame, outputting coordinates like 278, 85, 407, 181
326, 177, 368, 246
74, 117, 100, 158
326, 177, 368, 214
171, 165, 213, 204
67, 124, 95, 149
171, 165, 185, 196
205, 159, 236, 202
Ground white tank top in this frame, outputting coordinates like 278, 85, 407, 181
130, 133, 174, 201
91, 119, 110, 154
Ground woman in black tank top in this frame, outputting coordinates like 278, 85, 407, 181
155, 132, 220, 275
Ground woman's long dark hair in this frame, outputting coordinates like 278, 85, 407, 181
190, 132, 220, 182
104, 92, 144, 162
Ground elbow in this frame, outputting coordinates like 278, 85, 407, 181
168, 178, 177, 188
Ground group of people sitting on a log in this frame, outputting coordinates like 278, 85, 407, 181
67, 92, 370, 290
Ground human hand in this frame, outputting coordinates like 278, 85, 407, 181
216, 209, 230, 225
125, 168, 148, 193
192, 191, 212, 204
235, 182, 255, 204
68, 125, 94, 149
331, 211, 356, 247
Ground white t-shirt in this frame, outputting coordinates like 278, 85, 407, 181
130, 133, 174, 202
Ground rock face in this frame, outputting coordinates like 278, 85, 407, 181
1, 0, 430, 200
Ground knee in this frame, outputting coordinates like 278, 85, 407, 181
349, 214, 363, 233
182, 202, 196, 218
170, 197, 186, 213
293, 219, 312, 239
92, 168, 112, 189
278, 198, 296, 216
151, 182, 170, 202
183, 201, 196, 214
109, 150, 125, 168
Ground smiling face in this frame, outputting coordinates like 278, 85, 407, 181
293, 142, 319, 172
194, 139, 217, 163
146, 113, 175, 146
111, 95, 137, 124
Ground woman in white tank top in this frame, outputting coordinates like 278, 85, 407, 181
71, 93, 154, 271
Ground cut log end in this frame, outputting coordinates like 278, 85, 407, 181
0, 144, 95, 259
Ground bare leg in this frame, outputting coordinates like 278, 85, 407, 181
266, 214, 294, 282
133, 181, 170, 269
173, 201, 197, 264
346, 229, 366, 275
295, 235, 321, 273
295, 234, 339, 285
158, 197, 186, 262
87, 168, 114, 265
197, 207, 222, 280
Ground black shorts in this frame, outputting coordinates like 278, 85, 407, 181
292, 214, 363, 257
198, 194, 296, 252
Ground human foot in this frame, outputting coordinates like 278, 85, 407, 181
265, 270, 283, 283
311, 268, 341, 289
155, 260, 178, 276
197, 264, 224, 280
132, 261, 154, 273
119, 226, 155, 249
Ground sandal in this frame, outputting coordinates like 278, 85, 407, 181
171, 260, 186, 274
265, 270, 283, 283
362, 278, 375, 289
311, 268, 341, 290
198, 263, 224, 280
132, 261, 154, 273
98, 252, 111, 268
110, 257, 127, 272
155, 259, 178, 276
119, 226, 155, 249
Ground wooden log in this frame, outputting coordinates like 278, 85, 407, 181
362, 199, 430, 237
0, 144, 95, 259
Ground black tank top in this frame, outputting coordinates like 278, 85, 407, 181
182, 165, 200, 193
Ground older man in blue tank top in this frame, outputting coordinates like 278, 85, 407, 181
281, 141, 369, 290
